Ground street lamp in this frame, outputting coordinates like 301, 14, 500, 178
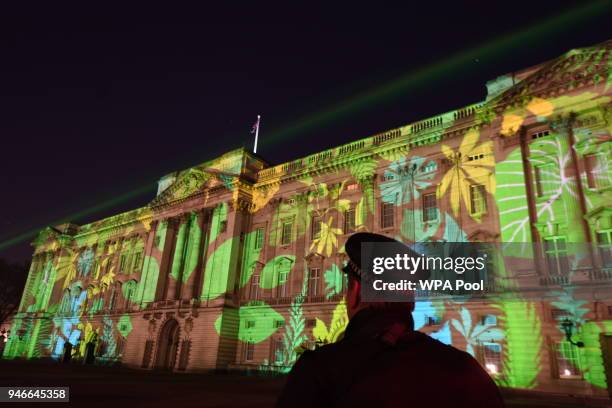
561, 318, 584, 348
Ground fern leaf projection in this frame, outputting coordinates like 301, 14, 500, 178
494, 301, 543, 389
279, 283, 307, 370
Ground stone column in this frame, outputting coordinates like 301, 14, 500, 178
179, 211, 202, 300
156, 218, 178, 301
18, 254, 41, 313
191, 208, 212, 300
167, 214, 189, 300
137, 220, 158, 305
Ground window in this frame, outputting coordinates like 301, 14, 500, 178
245, 320, 256, 329
534, 163, 557, 197
383, 173, 396, 181
308, 268, 321, 297
422, 193, 438, 222
219, 220, 227, 233
381, 202, 394, 229
607, 305, 612, 316
60, 291, 70, 316
281, 221, 293, 246
556, 341, 581, 378
72, 287, 82, 313
482, 342, 502, 375
132, 251, 142, 272
273, 320, 285, 328
272, 338, 284, 363
244, 342, 255, 361
469, 184, 487, 215
344, 207, 356, 233
531, 130, 550, 139
421, 162, 437, 173
278, 269, 289, 298
311, 216, 321, 240
544, 237, 569, 276
307, 318, 317, 328
585, 154, 609, 189
597, 230, 612, 267
467, 153, 485, 161
124, 282, 135, 307
109, 286, 117, 310
250, 274, 260, 300
119, 254, 128, 273
426, 315, 440, 326
481, 315, 497, 326
254, 227, 265, 250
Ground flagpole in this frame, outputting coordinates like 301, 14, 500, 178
253, 115, 261, 154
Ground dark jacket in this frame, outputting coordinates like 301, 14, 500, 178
276, 308, 504, 408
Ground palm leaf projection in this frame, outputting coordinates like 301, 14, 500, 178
312, 300, 348, 344
450, 307, 504, 357
438, 129, 495, 218
493, 300, 542, 388
276, 279, 308, 372
380, 156, 435, 205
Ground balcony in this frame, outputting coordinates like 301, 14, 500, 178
239, 292, 344, 306
588, 267, 612, 281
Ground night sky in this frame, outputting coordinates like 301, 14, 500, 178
1, 2, 610, 263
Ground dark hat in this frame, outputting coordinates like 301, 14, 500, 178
343, 232, 423, 281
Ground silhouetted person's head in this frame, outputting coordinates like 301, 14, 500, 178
343, 233, 420, 320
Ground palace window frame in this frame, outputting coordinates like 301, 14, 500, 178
254, 227, 265, 250
381, 202, 395, 229
482, 342, 502, 376
544, 236, 570, 276
308, 268, 321, 297
585, 153, 609, 190
250, 272, 260, 300
534, 162, 558, 198
422, 193, 438, 222
469, 184, 488, 215
311, 215, 322, 240
344, 206, 356, 233
281, 219, 293, 246
596, 229, 612, 267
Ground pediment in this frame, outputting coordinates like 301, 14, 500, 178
491, 40, 611, 108
150, 168, 212, 206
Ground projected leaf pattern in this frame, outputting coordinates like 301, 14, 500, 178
380, 156, 435, 205
4, 46, 612, 395
450, 307, 504, 356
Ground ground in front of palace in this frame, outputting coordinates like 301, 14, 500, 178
0, 360, 609, 408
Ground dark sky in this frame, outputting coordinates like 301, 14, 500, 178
1, 2, 610, 263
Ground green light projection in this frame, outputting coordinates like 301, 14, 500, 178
2, 37, 611, 397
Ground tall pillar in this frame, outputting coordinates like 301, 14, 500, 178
179, 211, 202, 300
167, 214, 189, 300
156, 218, 177, 301
191, 208, 212, 300
137, 220, 158, 306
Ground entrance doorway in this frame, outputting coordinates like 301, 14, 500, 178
155, 319, 180, 370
